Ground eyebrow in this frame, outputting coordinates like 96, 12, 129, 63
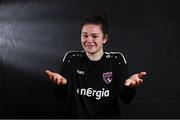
82, 32, 99, 35
82, 32, 88, 34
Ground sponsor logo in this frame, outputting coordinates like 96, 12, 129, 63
103, 72, 112, 84
77, 88, 109, 100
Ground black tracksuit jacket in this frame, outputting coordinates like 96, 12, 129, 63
54, 51, 136, 118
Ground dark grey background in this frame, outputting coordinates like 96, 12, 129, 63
0, 0, 180, 118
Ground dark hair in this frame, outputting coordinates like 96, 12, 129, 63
81, 10, 108, 35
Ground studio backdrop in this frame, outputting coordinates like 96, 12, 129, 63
0, 0, 180, 118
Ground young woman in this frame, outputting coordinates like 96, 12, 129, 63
45, 11, 146, 118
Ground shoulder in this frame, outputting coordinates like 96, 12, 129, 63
62, 51, 85, 63
104, 51, 127, 64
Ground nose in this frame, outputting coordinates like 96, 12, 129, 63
86, 36, 93, 43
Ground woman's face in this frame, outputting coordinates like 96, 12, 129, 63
81, 24, 107, 54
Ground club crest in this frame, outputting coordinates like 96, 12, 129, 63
103, 72, 112, 84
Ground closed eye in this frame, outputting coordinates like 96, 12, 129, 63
83, 35, 88, 38
92, 35, 98, 39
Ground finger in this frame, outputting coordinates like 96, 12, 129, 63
125, 80, 131, 86
136, 79, 142, 84
125, 79, 135, 86
138, 72, 147, 79
135, 79, 143, 87
139, 79, 143, 84
56, 80, 60, 85
45, 70, 52, 75
45, 70, 55, 79
49, 74, 53, 80
57, 78, 61, 85
46, 73, 53, 80
131, 79, 136, 86
56, 77, 62, 85
52, 75, 58, 82
61, 79, 67, 85
45, 70, 51, 77
135, 80, 141, 87
130, 79, 139, 87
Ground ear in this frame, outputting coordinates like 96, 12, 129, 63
103, 34, 108, 44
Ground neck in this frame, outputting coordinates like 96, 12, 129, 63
86, 48, 104, 61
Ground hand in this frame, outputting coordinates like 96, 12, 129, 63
45, 70, 67, 85
125, 72, 146, 87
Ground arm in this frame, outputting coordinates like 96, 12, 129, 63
45, 69, 69, 102
45, 52, 74, 102
118, 61, 136, 104
117, 53, 146, 104
120, 72, 146, 104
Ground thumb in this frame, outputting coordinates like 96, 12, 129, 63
138, 72, 147, 79
45, 70, 53, 75
61, 78, 67, 85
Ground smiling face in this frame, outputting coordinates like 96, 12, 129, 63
81, 24, 108, 55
